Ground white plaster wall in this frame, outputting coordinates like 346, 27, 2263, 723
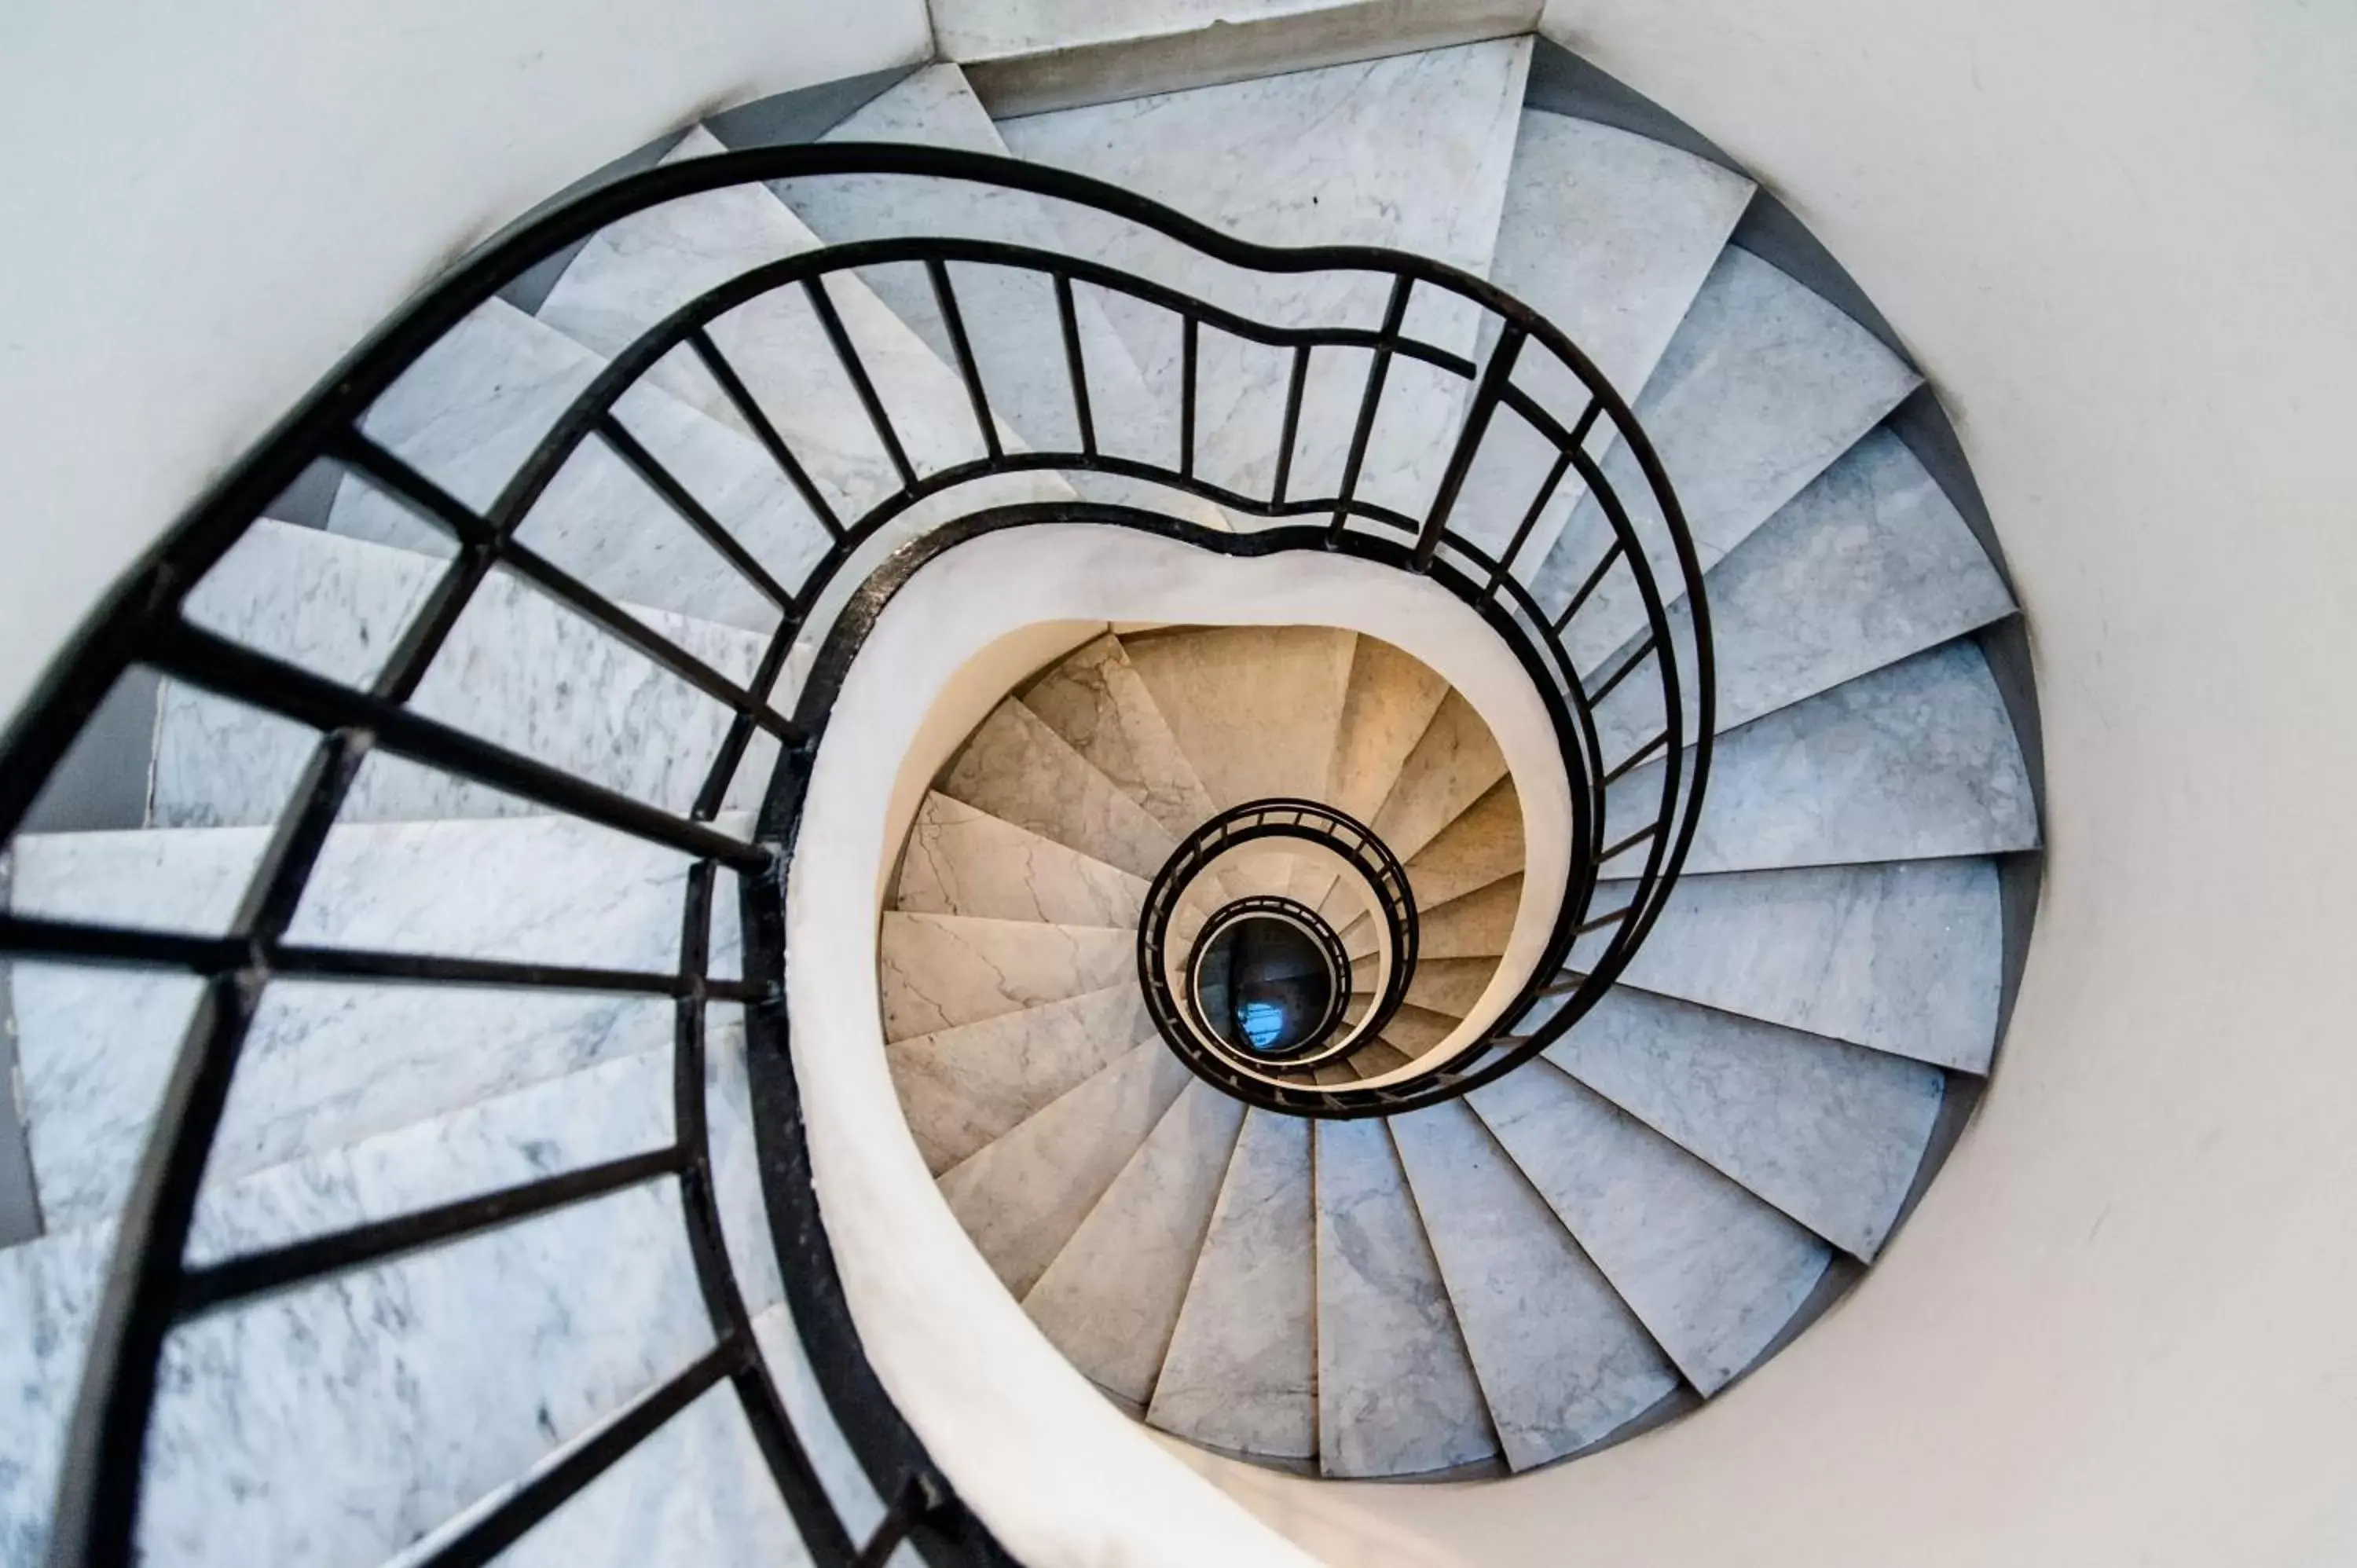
1168, 3, 2357, 1563
0, 0, 930, 732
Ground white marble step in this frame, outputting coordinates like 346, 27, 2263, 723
328, 296, 827, 634
9, 811, 740, 1237
1326, 633, 1452, 824
1021, 632, 1220, 842
1547, 987, 1945, 1260
1452, 111, 1754, 570
159, 519, 775, 828
1121, 625, 1357, 810
1529, 247, 1923, 672
1402, 777, 1524, 910
1314, 1117, 1494, 1477
1468, 1061, 1830, 1394
938, 697, 1179, 881
939, 1039, 1193, 1297
1389, 1098, 1678, 1467
1021, 1077, 1247, 1402
1591, 428, 2015, 760
877, 910, 1135, 1039
1147, 1108, 1315, 1457
893, 789, 1149, 926
1574, 859, 2005, 1072
998, 40, 1530, 516
1370, 688, 1509, 863
772, 65, 1227, 530
1601, 640, 2037, 879
885, 982, 1153, 1174
933, 0, 1345, 59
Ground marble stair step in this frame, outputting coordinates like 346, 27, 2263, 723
893, 789, 1149, 926
1347, 1039, 1413, 1080
1529, 247, 1923, 671
1600, 639, 2037, 879
159, 519, 774, 829
1571, 859, 2005, 1072
1020, 632, 1221, 842
1146, 1108, 1316, 1459
1121, 626, 1357, 808
878, 910, 1135, 1039
1402, 955, 1502, 1018
1370, 689, 1510, 864
998, 39, 1530, 518
1590, 428, 2016, 760
1402, 777, 1524, 910
327, 296, 828, 634
885, 982, 1154, 1175
8, 811, 743, 1238
1453, 110, 1754, 570
1379, 1003, 1464, 1059
1405, 874, 1521, 961
1468, 1060, 1833, 1394
1325, 635, 1452, 824
1314, 1117, 1496, 1478
938, 697, 1180, 881
938, 1039, 1193, 1298
1389, 1098, 1679, 1468
1545, 987, 1945, 1260
1021, 1078, 1248, 1403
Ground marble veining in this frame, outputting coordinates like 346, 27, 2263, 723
1547, 987, 1945, 1260
885, 984, 1153, 1174
0, 1219, 117, 1566
1578, 859, 2004, 1072
937, 1042, 1192, 1297
1146, 1109, 1315, 1457
878, 911, 1135, 1039
1388, 1098, 1677, 1467
1122, 626, 1356, 808
893, 790, 1149, 926
1469, 1062, 1831, 1394
1602, 641, 2037, 878
1022, 1079, 1247, 1403
1371, 688, 1510, 863
939, 698, 1179, 881
930, 0, 1318, 57
1314, 1118, 1495, 1477
1403, 778, 1524, 909
1326, 634, 1452, 822
1021, 633, 1221, 841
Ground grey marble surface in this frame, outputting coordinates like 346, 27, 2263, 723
1326, 634, 1452, 822
1370, 688, 1509, 863
1469, 1062, 1831, 1394
1121, 626, 1355, 809
1602, 640, 2038, 878
1022, 1078, 1245, 1402
893, 789, 1148, 926
1530, 247, 1922, 669
1389, 1098, 1677, 1467
1147, 1108, 1315, 1457
878, 911, 1135, 1039
937, 1040, 1191, 1297
746, 1300, 898, 1553
1403, 777, 1524, 910
1021, 633, 1220, 841
1548, 987, 1945, 1260
0, 1218, 114, 1568
328, 298, 827, 633
940, 698, 1178, 881
885, 984, 1152, 1174
1589, 430, 2015, 759
161, 522, 772, 827
999, 40, 1529, 515
1314, 1117, 1494, 1477
932, 0, 1317, 57
1577, 859, 2005, 1072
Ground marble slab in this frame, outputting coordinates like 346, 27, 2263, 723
1146, 1108, 1315, 1457
746, 1300, 896, 1548
1347, 1040, 1413, 1081
1602, 640, 2037, 878
1120, 626, 1356, 809
1370, 688, 1509, 863
1469, 1061, 1831, 1394
932, 0, 1322, 57
329, 297, 828, 634
0, 1218, 115, 1568
1413, 874, 1521, 960
885, 983, 1153, 1174
1403, 778, 1524, 909
702, 1005, 786, 1319
1021, 632, 1220, 842
1314, 1117, 1494, 1477
937, 1040, 1192, 1296
1576, 859, 2004, 1072
940, 698, 1179, 881
1021, 1077, 1247, 1401
878, 911, 1136, 1039
1403, 956, 1499, 1018
1388, 1098, 1677, 1467
1590, 429, 2015, 759
1529, 247, 1923, 669
161, 522, 772, 827
1379, 1004, 1461, 1057
893, 789, 1149, 926
1547, 987, 1945, 1260
1326, 634, 1451, 823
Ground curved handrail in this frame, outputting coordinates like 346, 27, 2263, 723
1178, 896, 1357, 1067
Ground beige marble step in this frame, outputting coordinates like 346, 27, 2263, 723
1371, 689, 1509, 863
1326, 635, 1453, 823
878, 912, 1135, 1039
1021, 632, 1221, 843
1122, 626, 1355, 808
893, 790, 1149, 927
1404, 779, 1524, 910
1411, 874, 1521, 961
938, 698, 1178, 881
885, 984, 1153, 1173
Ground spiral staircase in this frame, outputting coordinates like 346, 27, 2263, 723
0, 16, 2040, 1568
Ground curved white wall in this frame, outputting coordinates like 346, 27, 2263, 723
0, 0, 929, 733
1174, 3, 2357, 1563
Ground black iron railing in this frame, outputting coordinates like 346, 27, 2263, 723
1180, 895, 1358, 1068
0, 142, 1709, 1567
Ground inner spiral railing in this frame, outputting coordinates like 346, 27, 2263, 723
0, 143, 1709, 1567
1180, 896, 1355, 1067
